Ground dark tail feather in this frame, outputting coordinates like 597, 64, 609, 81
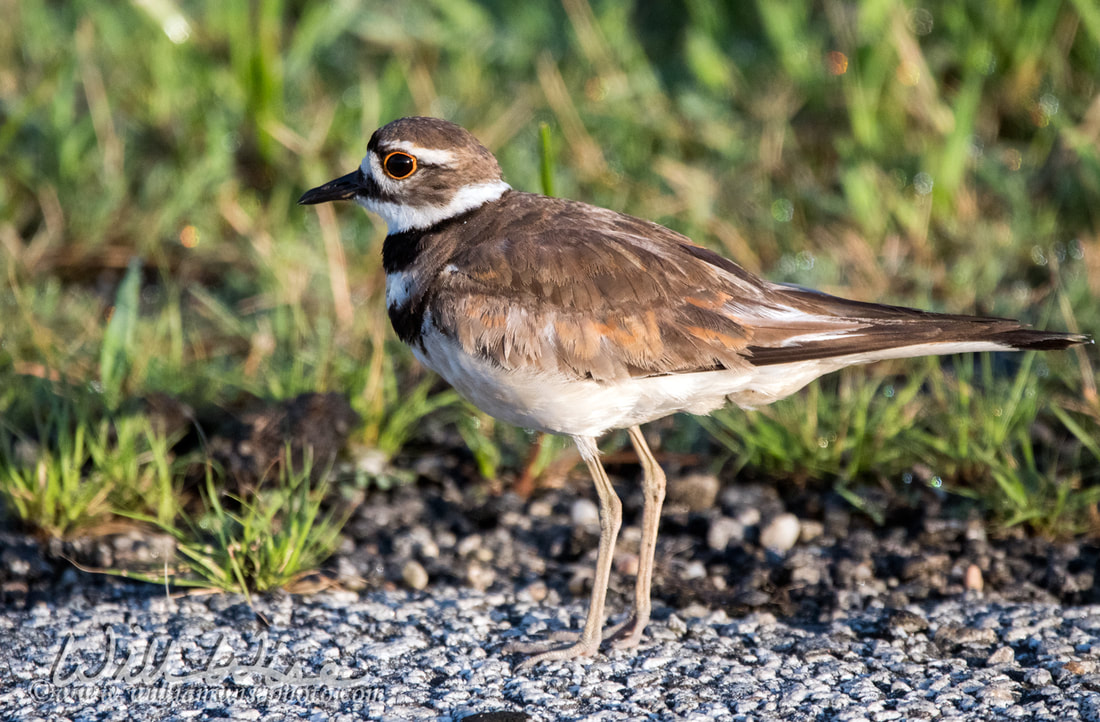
745, 286, 1091, 366
746, 322, 1088, 366
992, 328, 1091, 351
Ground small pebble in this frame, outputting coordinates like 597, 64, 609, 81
417, 538, 440, 560
667, 473, 720, 511
1024, 668, 1053, 686
568, 569, 592, 596
457, 534, 483, 557
518, 580, 548, 603
965, 563, 984, 592
736, 507, 762, 527
528, 499, 554, 517
789, 561, 822, 586
683, 560, 707, 580
935, 624, 997, 648
888, 609, 929, 634
707, 517, 745, 550
571, 498, 600, 530
978, 683, 1016, 705
466, 561, 495, 592
615, 551, 639, 576
1065, 659, 1097, 675
760, 513, 801, 553
798, 520, 825, 543
401, 560, 429, 591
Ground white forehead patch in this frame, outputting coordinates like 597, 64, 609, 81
362, 152, 384, 184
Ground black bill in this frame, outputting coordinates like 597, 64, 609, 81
298, 170, 365, 205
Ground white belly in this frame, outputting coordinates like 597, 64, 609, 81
411, 321, 754, 437
411, 319, 1018, 438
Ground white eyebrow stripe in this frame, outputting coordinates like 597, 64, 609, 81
385, 141, 457, 167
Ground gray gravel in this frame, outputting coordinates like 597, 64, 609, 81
3, 456, 1098, 720
4, 580, 1100, 721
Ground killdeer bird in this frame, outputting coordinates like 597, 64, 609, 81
300, 116, 1088, 667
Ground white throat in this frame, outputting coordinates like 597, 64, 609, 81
357, 180, 511, 233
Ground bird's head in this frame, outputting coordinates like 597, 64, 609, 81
299, 116, 510, 233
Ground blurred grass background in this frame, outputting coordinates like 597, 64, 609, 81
1, 0, 1099, 584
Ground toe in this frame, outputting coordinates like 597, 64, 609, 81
514, 639, 601, 670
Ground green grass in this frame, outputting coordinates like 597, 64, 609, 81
0, 379, 183, 538
1, 0, 1099, 585
118, 453, 349, 598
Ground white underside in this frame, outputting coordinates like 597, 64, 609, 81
412, 319, 1013, 438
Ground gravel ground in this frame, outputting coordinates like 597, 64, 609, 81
3, 464, 1100, 721
4, 584, 1100, 720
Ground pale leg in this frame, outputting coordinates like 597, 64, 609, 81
508, 435, 622, 668
605, 425, 666, 649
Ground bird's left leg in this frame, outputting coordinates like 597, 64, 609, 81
604, 424, 666, 650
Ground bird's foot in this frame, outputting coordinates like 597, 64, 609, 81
503, 629, 582, 654
506, 613, 650, 668
505, 632, 601, 670
601, 613, 648, 651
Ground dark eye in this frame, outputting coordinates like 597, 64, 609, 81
382, 151, 417, 179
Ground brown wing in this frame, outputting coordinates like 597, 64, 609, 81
428, 192, 1087, 382
429, 193, 781, 381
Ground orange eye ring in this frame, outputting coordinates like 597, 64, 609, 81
382, 151, 417, 179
